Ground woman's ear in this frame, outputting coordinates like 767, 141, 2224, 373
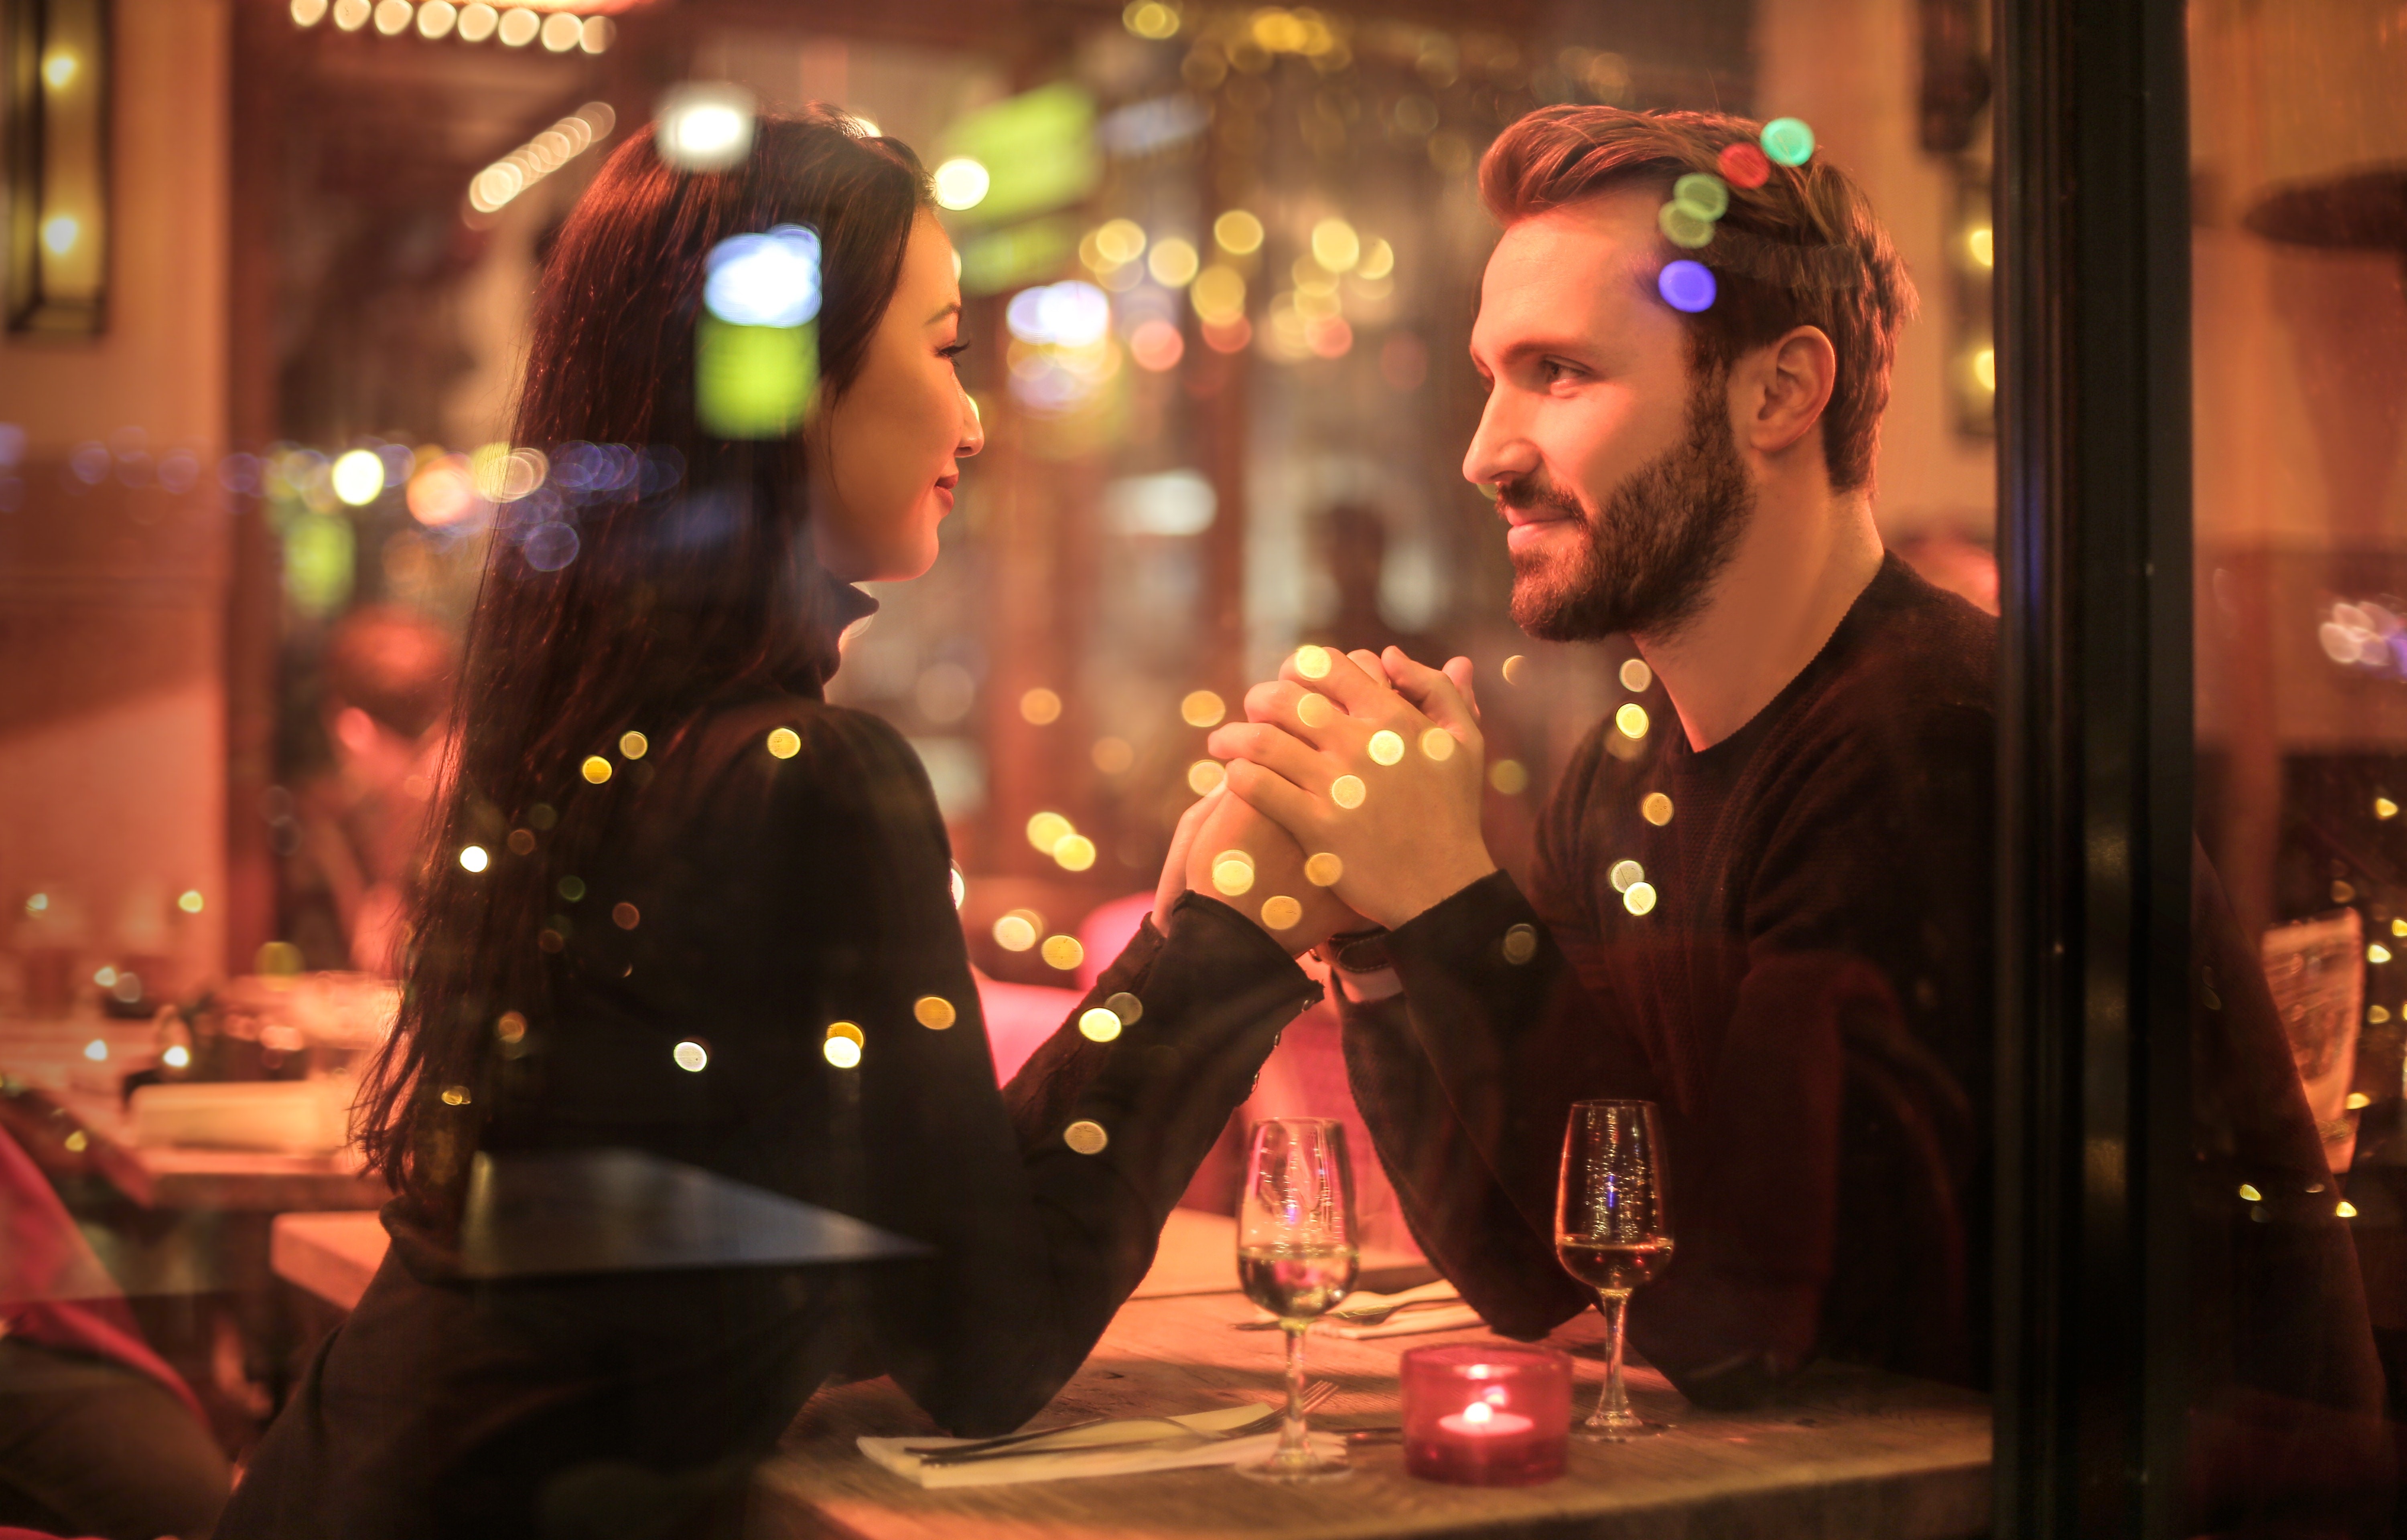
1740, 325, 1838, 460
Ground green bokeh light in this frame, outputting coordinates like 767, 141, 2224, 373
696, 317, 818, 439
1761, 117, 1816, 167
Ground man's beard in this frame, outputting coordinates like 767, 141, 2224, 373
1503, 375, 1756, 643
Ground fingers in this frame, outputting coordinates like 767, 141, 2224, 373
1383, 648, 1482, 741
1221, 758, 1327, 846
1206, 721, 1327, 790
1155, 783, 1224, 928
1241, 679, 1365, 752
1279, 644, 1398, 719
1441, 656, 1481, 721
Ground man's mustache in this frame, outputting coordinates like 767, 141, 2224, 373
1496, 469, 1587, 522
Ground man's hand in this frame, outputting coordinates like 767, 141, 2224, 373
1206, 645, 1497, 931
1182, 786, 1364, 954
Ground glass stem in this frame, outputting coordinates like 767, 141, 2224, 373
1589, 1289, 1632, 1427
1279, 1320, 1311, 1461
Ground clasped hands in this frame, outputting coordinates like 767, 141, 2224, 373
1153, 645, 1500, 951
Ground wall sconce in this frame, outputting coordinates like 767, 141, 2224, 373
1948, 169, 1995, 438
6, 0, 110, 335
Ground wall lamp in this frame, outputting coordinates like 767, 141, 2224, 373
6, 0, 109, 335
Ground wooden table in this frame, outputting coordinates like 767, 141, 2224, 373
757, 1291, 1991, 1539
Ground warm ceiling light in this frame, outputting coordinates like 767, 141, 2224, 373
496, 6, 539, 45
417, 1, 457, 39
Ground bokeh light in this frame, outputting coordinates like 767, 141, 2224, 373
1717, 141, 1771, 188
1658, 260, 1717, 313
915, 996, 957, 1029
1079, 1007, 1122, 1042
1419, 727, 1455, 762
1760, 116, 1816, 166
674, 1040, 709, 1072
1304, 852, 1344, 886
1330, 774, 1366, 809
1006, 281, 1110, 348
1129, 318, 1184, 371
1147, 237, 1199, 287
1187, 759, 1225, 794
705, 227, 823, 328
1368, 729, 1404, 765
1489, 760, 1528, 795
496, 5, 538, 45
993, 910, 1041, 951
1615, 703, 1650, 739
330, 448, 386, 506
655, 83, 757, 172
1310, 218, 1361, 273
1624, 881, 1658, 916
1027, 810, 1074, 851
1214, 209, 1264, 255
933, 157, 991, 211
1041, 934, 1085, 971
459, 845, 489, 872
1260, 895, 1303, 929
1181, 689, 1226, 727
1657, 202, 1714, 249
1122, 0, 1179, 39
1020, 687, 1063, 724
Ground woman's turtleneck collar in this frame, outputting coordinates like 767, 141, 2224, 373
770, 557, 880, 699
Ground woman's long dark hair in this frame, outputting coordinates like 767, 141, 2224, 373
354, 110, 933, 1205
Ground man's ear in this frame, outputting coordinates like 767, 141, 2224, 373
1737, 325, 1838, 461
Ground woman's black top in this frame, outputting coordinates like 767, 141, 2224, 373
215, 602, 1319, 1540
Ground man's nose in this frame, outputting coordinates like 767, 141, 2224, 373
1462, 391, 1534, 489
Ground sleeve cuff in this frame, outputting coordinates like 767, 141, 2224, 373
1387, 869, 1552, 976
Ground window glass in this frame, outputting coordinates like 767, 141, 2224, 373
0, 1, 2013, 1533
2192, 2, 2407, 1527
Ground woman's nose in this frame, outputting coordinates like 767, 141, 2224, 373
957, 388, 986, 459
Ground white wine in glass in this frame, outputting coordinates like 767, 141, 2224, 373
1556, 1099, 1674, 1440
1236, 1118, 1358, 1482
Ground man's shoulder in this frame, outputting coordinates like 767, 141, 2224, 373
1828, 555, 1997, 715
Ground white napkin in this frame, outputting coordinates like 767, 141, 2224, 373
859, 1404, 1343, 1488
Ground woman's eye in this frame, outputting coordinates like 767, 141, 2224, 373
938, 341, 971, 362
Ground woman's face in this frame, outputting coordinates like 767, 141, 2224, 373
810, 213, 984, 582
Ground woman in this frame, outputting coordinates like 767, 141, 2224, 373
217, 112, 1327, 1540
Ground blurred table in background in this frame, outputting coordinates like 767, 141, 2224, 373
0, 1011, 382, 1212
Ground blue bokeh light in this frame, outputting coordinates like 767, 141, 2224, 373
1658, 260, 1717, 313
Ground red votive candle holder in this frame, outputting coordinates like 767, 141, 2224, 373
1399, 1343, 1572, 1485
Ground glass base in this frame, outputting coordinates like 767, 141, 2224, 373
1237, 1449, 1354, 1483
1574, 1413, 1666, 1443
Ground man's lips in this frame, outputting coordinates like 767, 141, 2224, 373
1501, 502, 1577, 551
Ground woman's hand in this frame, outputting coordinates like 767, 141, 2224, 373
1206, 645, 1497, 931
1181, 788, 1364, 954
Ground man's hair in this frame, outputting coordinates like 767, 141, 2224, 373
1480, 107, 1916, 494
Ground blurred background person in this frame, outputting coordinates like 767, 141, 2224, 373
280, 606, 458, 977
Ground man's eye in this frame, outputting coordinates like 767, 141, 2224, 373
1538, 359, 1579, 384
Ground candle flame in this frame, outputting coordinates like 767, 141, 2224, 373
1462, 1401, 1493, 1426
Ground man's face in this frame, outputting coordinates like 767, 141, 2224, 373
1464, 191, 1755, 642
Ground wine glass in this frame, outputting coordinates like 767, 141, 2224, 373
1236, 1118, 1359, 1482
1555, 1099, 1674, 1440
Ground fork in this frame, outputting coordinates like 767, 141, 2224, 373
913, 1383, 1335, 1466
1232, 1295, 1462, 1332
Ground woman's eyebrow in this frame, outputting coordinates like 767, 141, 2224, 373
926, 300, 962, 324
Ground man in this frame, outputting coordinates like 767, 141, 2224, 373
1191, 104, 1989, 1400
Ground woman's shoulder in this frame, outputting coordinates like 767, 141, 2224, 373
652, 693, 943, 849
